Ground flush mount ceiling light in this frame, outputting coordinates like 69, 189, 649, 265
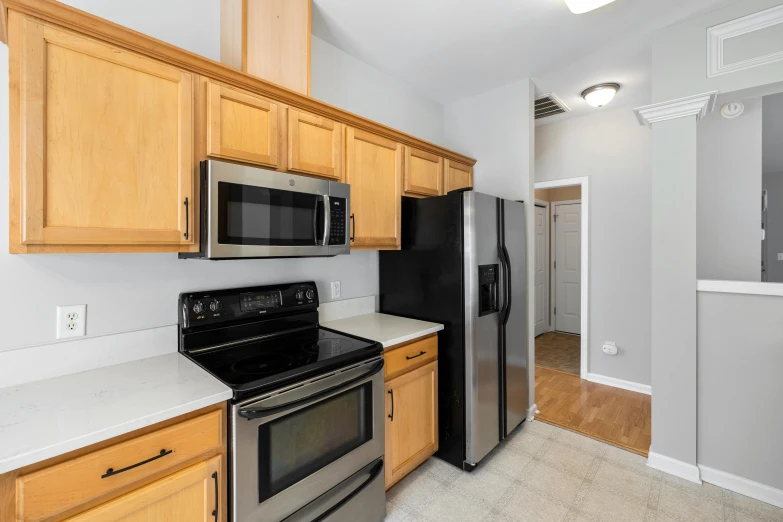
581, 83, 620, 107
564, 0, 618, 14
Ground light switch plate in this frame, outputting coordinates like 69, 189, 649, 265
331, 281, 341, 299
57, 304, 86, 339
778, 253, 783, 261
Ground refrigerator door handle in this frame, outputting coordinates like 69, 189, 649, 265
501, 244, 512, 325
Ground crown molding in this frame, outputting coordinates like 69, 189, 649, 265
633, 91, 718, 128
707, 4, 783, 78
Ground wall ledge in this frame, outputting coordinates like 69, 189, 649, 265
648, 451, 702, 484
633, 91, 718, 128
697, 280, 783, 297
699, 465, 783, 509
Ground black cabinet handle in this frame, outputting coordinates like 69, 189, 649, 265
212, 471, 219, 521
101, 449, 173, 479
388, 389, 394, 421
183, 197, 190, 240
406, 351, 426, 360
350, 213, 355, 242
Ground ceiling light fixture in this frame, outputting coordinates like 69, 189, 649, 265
564, 0, 617, 14
581, 83, 620, 107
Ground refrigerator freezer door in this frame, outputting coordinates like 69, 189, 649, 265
463, 192, 502, 466
502, 200, 529, 436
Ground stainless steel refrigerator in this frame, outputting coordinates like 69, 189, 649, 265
379, 190, 528, 470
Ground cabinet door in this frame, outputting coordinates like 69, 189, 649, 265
288, 109, 343, 180
444, 159, 473, 193
10, 15, 194, 248
206, 80, 280, 168
385, 361, 438, 489
345, 128, 402, 249
404, 147, 443, 197
66, 456, 222, 522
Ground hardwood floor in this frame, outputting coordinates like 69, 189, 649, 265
534, 366, 651, 456
535, 332, 580, 375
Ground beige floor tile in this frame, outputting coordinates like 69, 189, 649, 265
418, 488, 492, 522
387, 467, 443, 510
385, 501, 411, 522
419, 457, 462, 482
554, 428, 609, 454
451, 465, 515, 506
540, 441, 597, 477
663, 474, 723, 503
592, 461, 655, 503
523, 461, 584, 503
579, 485, 647, 522
732, 492, 783, 522
658, 483, 723, 522
505, 429, 549, 456
483, 445, 534, 479
602, 445, 657, 477
526, 419, 559, 438
501, 485, 570, 522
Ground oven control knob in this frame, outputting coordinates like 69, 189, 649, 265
305, 289, 315, 300
295, 290, 305, 301
209, 300, 222, 312
192, 301, 205, 315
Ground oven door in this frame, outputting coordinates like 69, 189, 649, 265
205, 160, 349, 258
231, 357, 385, 522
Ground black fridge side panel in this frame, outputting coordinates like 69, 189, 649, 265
379, 194, 466, 468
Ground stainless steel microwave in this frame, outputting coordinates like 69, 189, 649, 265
180, 160, 350, 260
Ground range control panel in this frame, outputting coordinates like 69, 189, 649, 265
180, 282, 318, 328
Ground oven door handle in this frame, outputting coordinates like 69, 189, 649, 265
238, 360, 384, 420
311, 459, 383, 522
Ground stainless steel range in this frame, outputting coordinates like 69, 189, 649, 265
179, 282, 386, 522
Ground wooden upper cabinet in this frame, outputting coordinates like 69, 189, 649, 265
345, 128, 402, 250
385, 361, 438, 489
288, 109, 343, 180
444, 159, 474, 193
404, 147, 443, 197
206, 80, 281, 168
8, 14, 194, 251
66, 456, 222, 522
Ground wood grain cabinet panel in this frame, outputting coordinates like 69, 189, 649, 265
384, 361, 438, 489
444, 159, 473, 193
65, 456, 222, 522
8, 14, 194, 250
404, 147, 443, 197
345, 127, 402, 250
384, 334, 438, 381
288, 108, 342, 180
206, 80, 281, 168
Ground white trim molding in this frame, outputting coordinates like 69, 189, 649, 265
707, 4, 783, 78
647, 451, 702, 484
587, 373, 651, 396
533, 177, 589, 380
697, 279, 783, 297
527, 403, 538, 422
633, 91, 718, 128
699, 465, 783, 509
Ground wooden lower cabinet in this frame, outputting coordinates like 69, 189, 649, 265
66, 456, 221, 522
384, 360, 438, 489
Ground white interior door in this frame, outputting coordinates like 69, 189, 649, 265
554, 203, 581, 334
534, 204, 549, 337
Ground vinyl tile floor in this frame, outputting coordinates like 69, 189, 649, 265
385, 420, 783, 522
535, 332, 581, 375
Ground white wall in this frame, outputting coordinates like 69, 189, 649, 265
697, 96, 762, 282
0, 1, 447, 353
536, 107, 652, 387
763, 171, 783, 281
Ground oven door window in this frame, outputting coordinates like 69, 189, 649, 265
257, 382, 373, 503
217, 182, 324, 246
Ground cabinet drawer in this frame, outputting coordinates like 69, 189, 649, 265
16, 410, 223, 522
384, 335, 438, 380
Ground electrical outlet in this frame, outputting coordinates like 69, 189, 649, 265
57, 305, 86, 339
602, 341, 618, 356
331, 281, 341, 299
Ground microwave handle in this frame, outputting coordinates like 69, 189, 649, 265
322, 195, 331, 246
314, 195, 330, 246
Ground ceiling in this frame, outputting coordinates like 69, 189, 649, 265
312, 0, 735, 122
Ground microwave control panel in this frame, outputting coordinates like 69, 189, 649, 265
329, 197, 347, 245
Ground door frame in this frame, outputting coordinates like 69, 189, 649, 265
534, 200, 551, 335
534, 177, 589, 379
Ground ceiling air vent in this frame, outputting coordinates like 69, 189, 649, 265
535, 93, 570, 120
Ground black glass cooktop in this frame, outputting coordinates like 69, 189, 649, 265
188, 327, 381, 396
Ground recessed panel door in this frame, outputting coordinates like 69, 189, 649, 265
534, 205, 549, 337
554, 203, 581, 334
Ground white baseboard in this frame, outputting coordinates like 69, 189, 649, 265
647, 451, 702, 484
527, 403, 538, 421
586, 372, 651, 395
699, 465, 783, 509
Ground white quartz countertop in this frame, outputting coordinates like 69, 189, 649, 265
322, 313, 443, 349
0, 353, 232, 474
